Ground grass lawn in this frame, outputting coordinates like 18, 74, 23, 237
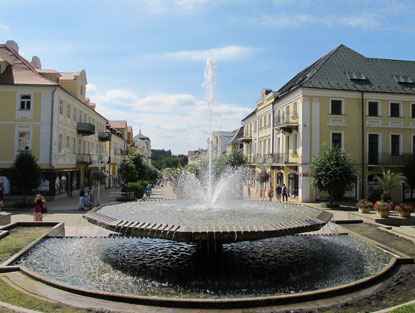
0, 226, 51, 264
392, 304, 415, 312
0, 279, 92, 313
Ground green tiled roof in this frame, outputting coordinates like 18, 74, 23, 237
277, 44, 415, 96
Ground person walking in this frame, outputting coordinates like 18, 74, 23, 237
275, 184, 282, 202
268, 185, 274, 201
146, 184, 151, 199
78, 187, 85, 210
282, 184, 288, 202
33, 194, 45, 221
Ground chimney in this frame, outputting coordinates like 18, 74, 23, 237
31, 56, 41, 69
5, 40, 19, 54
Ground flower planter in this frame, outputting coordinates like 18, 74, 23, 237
398, 211, 411, 218
376, 210, 389, 218
358, 207, 371, 213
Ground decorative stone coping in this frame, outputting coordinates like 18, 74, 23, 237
83, 202, 333, 244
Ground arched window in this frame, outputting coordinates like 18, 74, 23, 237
276, 172, 284, 186
288, 173, 299, 197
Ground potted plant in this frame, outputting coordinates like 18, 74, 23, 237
374, 200, 393, 218
356, 199, 373, 213
394, 203, 414, 218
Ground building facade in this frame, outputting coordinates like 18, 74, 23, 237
241, 45, 415, 202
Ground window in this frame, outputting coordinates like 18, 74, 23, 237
268, 114, 271, 127
73, 137, 76, 154
368, 101, 379, 116
79, 110, 82, 122
259, 118, 262, 130
18, 131, 30, 150
285, 105, 290, 122
277, 110, 281, 124
391, 134, 400, 156
293, 133, 298, 155
393, 75, 413, 84
58, 134, 63, 153
67, 103, 71, 118
293, 101, 297, 117
19, 95, 31, 110
413, 135, 415, 154
412, 104, 415, 118
390, 102, 401, 117
80, 85, 84, 95
59, 100, 63, 115
347, 72, 366, 80
74, 107, 77, 122
78, 139, 81, 154
331, 132, 342, 149
66, 135, 70, 152
83, 141, 85, 154
330, 99, 343, 115
88, 142, 90, 154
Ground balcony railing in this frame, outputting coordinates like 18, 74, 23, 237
98, 132, 111, 141
77, 123, 95, 135
250, 153, 294, 165
368, 153, 413, 166
76, 154, 92, 164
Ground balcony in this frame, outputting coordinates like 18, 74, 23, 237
76, 154, 92, 164
98, 132, 111, 141
77, 123, 95, 136
239, 133, 252, 142
368, 153, 413, 166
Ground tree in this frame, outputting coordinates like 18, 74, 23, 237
119, 151, 159, 184
376, 169, 404, 202
309, 145, 356, 205
8, 150, 41, 204
403, 155, 415, 201
225, 150, 247, 169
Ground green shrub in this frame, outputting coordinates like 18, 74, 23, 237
122, 182, 146, 199
392, 305, 415, 313
115, 197, 136, 202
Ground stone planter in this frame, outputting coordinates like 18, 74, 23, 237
376, 210, 389, 218
398, 211, 411, 218
358, 207, 371, 213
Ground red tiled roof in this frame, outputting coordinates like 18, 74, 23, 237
0, 44, 57, 85
109, 120, 127, 129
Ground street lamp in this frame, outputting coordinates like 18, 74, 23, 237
91, 152, 109, 206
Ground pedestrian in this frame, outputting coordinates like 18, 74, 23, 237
268, 185, 274, 201
247, 182, 251, 197
78, 187, 85, 210
33, 194, 45, 221
146, 184, 151, 199
275, 184, 282, 202
282, 184, 288, 202
0, 182, 4, 210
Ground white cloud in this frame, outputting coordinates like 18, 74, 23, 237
162, 45, 257, 61
339, 13, 380, 29
0, 24, 10, 32
258, 14, 314, 28
87, 84, 251, 154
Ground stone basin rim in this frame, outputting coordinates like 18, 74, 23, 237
83, 201, 333, 244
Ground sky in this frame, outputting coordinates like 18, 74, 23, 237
1, 0, 415, 154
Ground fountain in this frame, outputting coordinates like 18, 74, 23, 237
12, 59, 394, 308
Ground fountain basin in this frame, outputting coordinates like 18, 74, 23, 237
83, 200, 333, 243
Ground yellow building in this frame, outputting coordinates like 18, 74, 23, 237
241, 45, 415, 202
0, 40, 108, 196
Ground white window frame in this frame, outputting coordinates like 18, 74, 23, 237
329, 98, 344, 115
389, 101, 402, 118
16, 92, 34, 119
367, 100, 380, 117
330, 131, 344, 151
292, 133, 298, 155
59, 99, 64, 115
390, 133, 402, 156
15, 127, 32, 152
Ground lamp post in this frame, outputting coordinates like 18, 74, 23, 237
91, 152, 108, 206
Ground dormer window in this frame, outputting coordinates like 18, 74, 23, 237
393, 75, 413, 84
80, 85, 84, 95
347, 72, 367, 80
0, 59, 9, 74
